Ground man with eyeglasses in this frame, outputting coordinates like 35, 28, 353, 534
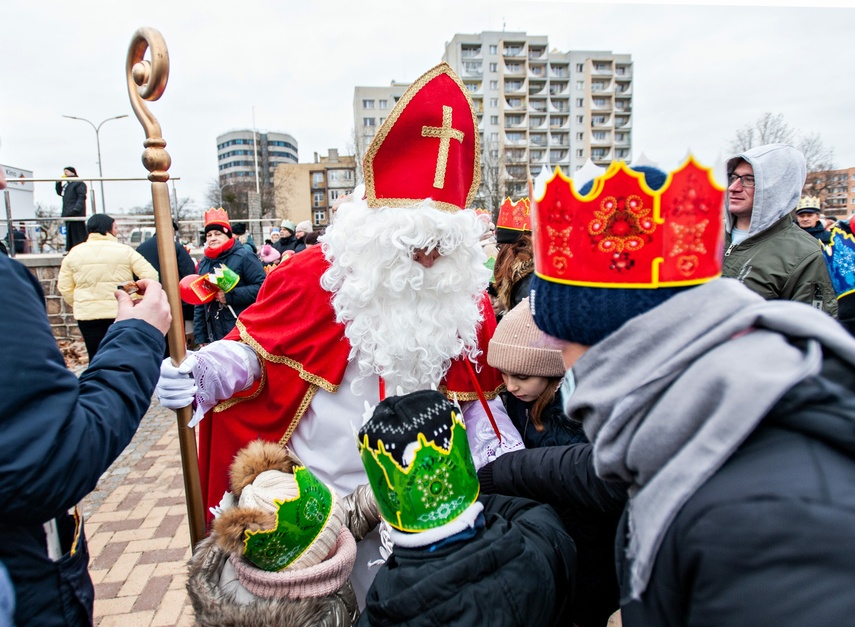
723, 144, 837, 316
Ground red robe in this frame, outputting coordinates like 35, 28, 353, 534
199, 246, 504, 522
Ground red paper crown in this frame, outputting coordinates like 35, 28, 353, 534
496, 197, 531, 232
364, 63, 480, 212
532, 157, 725, 288
204, 207, 231, 231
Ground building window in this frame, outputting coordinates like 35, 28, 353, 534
576, 132, 584, 141
490, 115, 499, 125
593, 131, 607, 140
490, 149, 499, 159
575, 81, 584, 90
489, 62, 498, 72
576, 63, 584, 72
313, 192, 324, 207
379, 99, 388, 109
576, 149, 584, 157
362, 99, 375, 109
576, 115, 584, 124
575, 98, 583, 107
489, 80, 498, 90
592, 115, 607, 125
490, 132, 499, 141
464, 61, 482, 73
314, 210, 326, 224
490, 98, 499, 107
329, 189, 346, 202
489, 45, 498, 54
363, 117, 375, 127
311, 172, 324, 187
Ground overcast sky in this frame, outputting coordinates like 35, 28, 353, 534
3, 0, 854, 214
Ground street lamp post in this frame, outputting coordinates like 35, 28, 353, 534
62, 114, 129, 213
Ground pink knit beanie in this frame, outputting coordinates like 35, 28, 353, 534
487, 297, 565, 377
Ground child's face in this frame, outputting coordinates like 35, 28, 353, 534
502, 373, 551, 403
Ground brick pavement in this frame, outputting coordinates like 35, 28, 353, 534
82, 400, 195, 626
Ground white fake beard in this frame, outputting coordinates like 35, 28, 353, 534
320, 194, 490, 394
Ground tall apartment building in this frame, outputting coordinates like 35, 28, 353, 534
804, 166, 855, 218
273, 148, 357, 229
442, 31, 633, 201
216, 129, 299, 189
352, 82, 410, 178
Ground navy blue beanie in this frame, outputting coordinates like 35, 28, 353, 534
531, 164, 683, 345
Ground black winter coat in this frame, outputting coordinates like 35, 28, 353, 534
0, 254, 164, 626
55, 180, 87, 217
358, 494, 576, 627
273, 234, 299, 254
504, 393, 588, 448
194, 240, 266, 343
620, 350, 855, 626
478, 445, 626, 627
801, 222, 832, 244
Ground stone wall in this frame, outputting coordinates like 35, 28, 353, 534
15, 254, 81, 341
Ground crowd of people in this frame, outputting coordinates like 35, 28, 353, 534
3, 62, 855, 627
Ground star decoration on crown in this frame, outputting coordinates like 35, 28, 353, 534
670, 220, 709, 257
547, 225, 574, 257
589, 195, 656, 254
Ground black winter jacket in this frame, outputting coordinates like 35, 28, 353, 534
55, 180, 87, 217
479, 445, 626, 627
800, 221, 832, 244
194, 240, 266, 343
620, 350, 855, 626
358, 494, 576, 627
504, 393, 588, 448
0, 254, 164, 626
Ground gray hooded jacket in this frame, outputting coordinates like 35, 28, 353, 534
723, 144, 837, 316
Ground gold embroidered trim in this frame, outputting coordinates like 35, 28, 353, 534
237, 320, 339, 393
214, 357, 268, 413
278, 385, 319, 446
70, 506, 83, 557
364, 62, 481, 210
439, 382, 505, 402
422, 105, 465, 189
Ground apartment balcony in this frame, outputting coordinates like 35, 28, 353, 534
615, 149, 631, 160
549, 100, 569, 114
505, 149, 528, 163
529, 80, 546, 95
549, 66, 569, 79
505, 166, 529, 180
591, 82, 613, 95
529, 116, 546, 129
614, 133, 631, 146
548, 82, 569, 95
549, 115, 569, 129
529, 47, 546, 60
592, 118, 614, 129
504, 133, 528, 146
614, 115, 631, 129
615, 81, 632, 96
550, 131, 569, 147
615, 65, 632, 78
503, 43, 526, 57
504, 97, 526, 111
464, 81, 483, 95
529, 150, 547, 163
462, 65, 483, 77
591, 134, 612, 146
504, 63, 525, 75
504, 80, 526, 94
530, 133, 548, 147
504, 119, 527, 129
529, 99, 547, 113
591, 148, 613, 163
461, 46, 482, 59
549, 149, 569, 162
614, 102, 633, 114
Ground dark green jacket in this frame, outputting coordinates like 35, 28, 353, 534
724, 214, 837, 317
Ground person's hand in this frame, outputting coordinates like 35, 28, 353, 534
155, 354, 198, 409
114, 278, 171, 335
214, 289, 227, 305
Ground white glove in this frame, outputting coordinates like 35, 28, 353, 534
155, 354, 198, 410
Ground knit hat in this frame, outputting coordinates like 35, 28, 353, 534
358, 390, 479, 532
531, 159, 724, 346
213, 441, 346, 576
280, 220, 296, 234
488, 298, 565, 377
231, 222, 247, 235
295, 220, 313, 234
260, 243, 281, 264
64, 166, 78, 177
203, 207, 232, 237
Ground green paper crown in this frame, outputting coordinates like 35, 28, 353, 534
207, 264, 241, 293
358, 410, 479, 532
242, 466, 334, 572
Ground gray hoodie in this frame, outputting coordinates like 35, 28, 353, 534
725, 143, 806, 237
723, 144, 837, 316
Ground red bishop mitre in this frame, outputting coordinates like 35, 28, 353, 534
496, 197, 532, 233
364, 63, 480, 212
532, 156, 725, 288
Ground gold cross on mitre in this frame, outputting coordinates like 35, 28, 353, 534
421, 105, 464, 189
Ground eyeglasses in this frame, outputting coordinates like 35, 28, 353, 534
728, 173, 755, 188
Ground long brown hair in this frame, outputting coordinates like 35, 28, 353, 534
493, 234, 534, 312
529, 376, 563, 431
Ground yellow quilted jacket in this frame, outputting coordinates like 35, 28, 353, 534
58, 233, 159, 320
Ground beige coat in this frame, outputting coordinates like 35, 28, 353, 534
58, 233, 158, 320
